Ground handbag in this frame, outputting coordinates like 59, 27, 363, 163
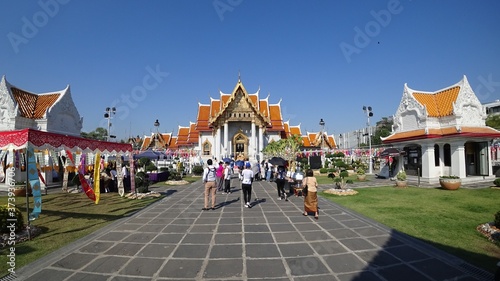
302, 178, 308, 196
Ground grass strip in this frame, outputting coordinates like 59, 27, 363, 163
0, 191, 163, 276
322, 186, 500, 273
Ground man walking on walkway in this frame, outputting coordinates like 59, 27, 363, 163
203, 159, 217, 210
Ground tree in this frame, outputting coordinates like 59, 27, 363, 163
262, 134, 303, 169
486, 114, 500, 130
371, 117, 393, 145
81, 127, 108, 141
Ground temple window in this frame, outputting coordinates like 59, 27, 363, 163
443, 144, 451, 166
203, 140, 212, 156
434, 144, 440, 166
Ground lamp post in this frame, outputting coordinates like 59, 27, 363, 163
104, 107, 116, 141
339, 134, 343, 149
363, 106, 373, 174
154, 119, 160, 133
319, 118, 325, 148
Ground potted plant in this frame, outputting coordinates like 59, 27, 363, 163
356, 168, 366, 181
439, 175, 461, 190
395, 170, 407, 188
13, 181, 31, 197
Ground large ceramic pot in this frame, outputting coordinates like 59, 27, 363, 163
357, 174, 366, 181
439, 178, 461, 190
13, 186, 31, 197
395, 180, 407, 188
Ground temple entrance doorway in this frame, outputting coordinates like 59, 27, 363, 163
233, 133, 248, 161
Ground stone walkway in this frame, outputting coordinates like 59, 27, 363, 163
13, 177, 495, 280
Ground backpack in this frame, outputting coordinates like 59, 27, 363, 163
277, 170, 285, 180
205, 166, 216, 182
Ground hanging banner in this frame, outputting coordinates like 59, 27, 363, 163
79, 154, 96, 202
130, 158, 136, 194
27, 147, 42, 220
93, 152, 100, 204
61, 154, 69, 192
116, 154, 125, 197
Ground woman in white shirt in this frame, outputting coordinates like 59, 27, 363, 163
241, 162, 254, 208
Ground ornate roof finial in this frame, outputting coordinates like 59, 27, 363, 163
238, 70, 241, 83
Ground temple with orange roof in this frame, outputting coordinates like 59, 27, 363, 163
382, 75, 500, 183
140, 77, 336, 162
0, 75, 83, 136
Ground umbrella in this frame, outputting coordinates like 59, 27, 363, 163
222, 157, 233, 163
234, 160, 244, 167
380, 148, 400, 157
133, 150, 161, 160
269, 157, 286, 166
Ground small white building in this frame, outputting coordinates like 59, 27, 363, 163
0, 75, 83, 135
382, 75, 500, 184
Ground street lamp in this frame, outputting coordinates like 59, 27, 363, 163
154, 119, 160, 133
104, 107, 116, 141
363, 106, 373, 174
339, 134, 343, 149
319, 118, 325, 148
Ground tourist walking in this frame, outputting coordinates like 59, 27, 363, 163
241, 162, 254, 208
202, 159, 217, 210
302, 169, 319, 219
223, 161, 232, 194
275, 165, 287, 201
216, 161, 224, 191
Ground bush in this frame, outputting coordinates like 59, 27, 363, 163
135, 171, 149, 193
396, 170, 407, 181
357, 168, 365, 175
319, 168, 328, 174
495, 211, 500, 227
192, 165, 204, 176
0, 205, 24, 233
145, 162, 157, 172
493, 178, 500, 187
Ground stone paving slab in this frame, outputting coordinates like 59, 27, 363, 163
14, 178, 495, 280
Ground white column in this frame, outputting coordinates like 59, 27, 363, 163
452, 143, 466, 178
214, 128, 220, 159
421, 144, 435, 180
224, 122, 228, 157
488, 141, 493, 176
259, 126, 264, 161
251, 122, 256, 160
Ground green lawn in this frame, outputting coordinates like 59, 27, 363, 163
0, 191, 163, 276
322, 186, 500, 273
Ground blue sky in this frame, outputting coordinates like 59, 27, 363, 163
1, 0, 499, 141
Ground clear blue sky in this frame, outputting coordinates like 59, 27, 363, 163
1, 0, 499, 141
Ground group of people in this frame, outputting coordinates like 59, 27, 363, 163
201, 159, 319, 219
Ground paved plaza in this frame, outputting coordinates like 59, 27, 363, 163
14, 177, 495, 280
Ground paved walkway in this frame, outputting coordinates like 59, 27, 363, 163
15, 177, 495, 280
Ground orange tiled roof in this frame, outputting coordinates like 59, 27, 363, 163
412, 86, 460, 117
383, 126, 500, 143
259, 100, 268, 116
289, 126, 301, 136
196, 105, 211, 131
140, 137, 152, 150
139, 133, 172, 150
176, 127, 190, 146
11, 87, 60, 119
268, 105, 283, 130
327, 136, 336, 148
169, 136, 178, 149
302, 136, 311, 147
210, 100, 221, 118
187, 123, 199, 144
